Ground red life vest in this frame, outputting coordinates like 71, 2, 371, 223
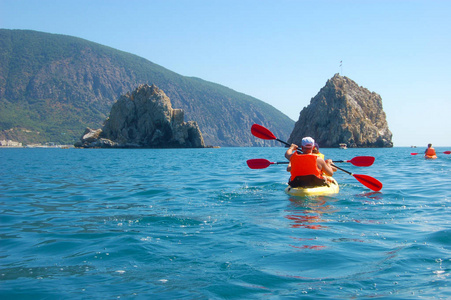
425, 147, 436, 156
290, 153, 323, 182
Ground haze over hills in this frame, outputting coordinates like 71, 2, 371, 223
0, 29, 294, 146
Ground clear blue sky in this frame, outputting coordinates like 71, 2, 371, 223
1, 0, 450, 146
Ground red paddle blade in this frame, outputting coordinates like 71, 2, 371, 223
246, 159, 272, 169
348, 156, 375, 167
354, 174, 383, 192
251, 124, 276, 140
411, 153, 419, 155
444, 151, 451, 154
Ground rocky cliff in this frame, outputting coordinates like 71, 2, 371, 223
288, 74, 393, 148
75, 84, 205, 148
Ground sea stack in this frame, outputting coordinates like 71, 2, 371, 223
75, 84, 205, 148
288, 74, 393, 148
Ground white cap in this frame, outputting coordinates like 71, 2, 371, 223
301, 137, 315, 148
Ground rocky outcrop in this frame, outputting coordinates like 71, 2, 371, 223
75, 84, 205, 148
288, 74, 393, 148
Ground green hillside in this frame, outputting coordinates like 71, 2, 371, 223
0, 29, 294, 146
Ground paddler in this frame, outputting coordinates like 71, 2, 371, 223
285, 137, 336, 188
312, 143, 325, 160
425, 143, 437, 156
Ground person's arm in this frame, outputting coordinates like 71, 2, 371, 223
286, 161, 292, 172
317, 158, 335, 176
285, 144, 298, 160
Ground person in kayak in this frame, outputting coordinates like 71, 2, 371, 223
285, 137, 336, 188
425, 143, 437, 156
312, 143, 325, 160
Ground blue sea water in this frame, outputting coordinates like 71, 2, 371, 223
0, 147, 450, 299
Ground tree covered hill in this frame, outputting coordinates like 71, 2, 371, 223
0, 29, 294, 146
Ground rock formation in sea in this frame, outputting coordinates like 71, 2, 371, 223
75, 84, 205, 148
287, 74, 393, 148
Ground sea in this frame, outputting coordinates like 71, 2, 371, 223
1, 146, 450, 299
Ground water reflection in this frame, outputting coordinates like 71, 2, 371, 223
285, 196, 338, 250
356, 191, 383, 200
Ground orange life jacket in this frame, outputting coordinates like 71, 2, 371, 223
290, 153, 323, 182
425, 147, 436, 156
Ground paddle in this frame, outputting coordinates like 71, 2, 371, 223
250, 124, 383, 192
331, 165, 383, 192
247, 156, 375, 170
247, 159, 288, 169
251, 124, 291, 146
331, 156, 375, 167
411, 151, 450, 155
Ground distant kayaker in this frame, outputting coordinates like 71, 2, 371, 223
425, 143, 437, 156
285, 137, 336, 188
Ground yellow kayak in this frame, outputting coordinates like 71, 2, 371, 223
285, 177, 339, 197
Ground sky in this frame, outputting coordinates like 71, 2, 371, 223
1, 0, 450, 147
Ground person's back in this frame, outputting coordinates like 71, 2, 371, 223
289, 152, 326, 187
285, 137, 335, 187
425, 143, 436, 156
290, 152, 322, 180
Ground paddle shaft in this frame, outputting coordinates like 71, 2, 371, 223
270, 139, 359, 174
277, 161, 350, 166
249, 159, 381, 191
331, 164, 352, 175
250, 124, 383, 191
272, 136, 363, 164
276, 139, 291, 147
412, 151, 450, 155
283, 141, 351, 165
251, 159, 370, 167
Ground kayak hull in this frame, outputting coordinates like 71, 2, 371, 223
285, 177, 339, 197
425, 155, 437, 159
